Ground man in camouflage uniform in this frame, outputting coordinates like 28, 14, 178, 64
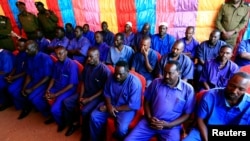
35, 1, 59, 40
0, 15, 15, 51
16, 1, 39, 40
216, 0, 249, 48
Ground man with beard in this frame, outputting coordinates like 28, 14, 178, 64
196, 29, 227, 73
151, 22, 176, 56
62, 47, 111, 139
132, 23, 152, 52
194, 29, 226, 91
67, 26, 91, 64
131, 36, 158, 87
35, 1, 59, 40
199, 45, 239, 90
106, 33, 134, 67
183, 72, 250, 141
101, 21, 115, 46
125, 61, 195, 141
90, 60, 142, 141
157, 40, 194, 82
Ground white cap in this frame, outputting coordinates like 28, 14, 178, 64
159, 22, 168, 27
126, 21, 132, 27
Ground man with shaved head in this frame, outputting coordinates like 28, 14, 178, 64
17, 40, 53, 119
63, 47, 111, 138
183, 72, 250, 141
157, 40, 194, 82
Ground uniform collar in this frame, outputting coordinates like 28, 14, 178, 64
224, 93, 249, 111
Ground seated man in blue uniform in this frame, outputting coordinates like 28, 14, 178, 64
180, 26, 199, 61
101, 21, 115, 46
67, 26, 91, 64
106, 33, 134, 67
157, 40, 194, 82
20, 40, 53, 119
35, 29, 50, 53
195, 29, 227, 73
125, 60, 196, 141
0, 47, 13, 111
131, 35, 158, 87
43, 46, 79, 132
83, 24, 95, 45
132, 22, 152, 52
151, 22, 176, 56
183, 72, 250, 141
234, 39, 250, 68
199, 45, 239, 90
6, 38, 29, 117
123, 21, 135, 47
93, 31, 110, 62
90, 60, 142, 141
47, 26, 69, 54
62, 47, 111, 138
65, 23, 75, 40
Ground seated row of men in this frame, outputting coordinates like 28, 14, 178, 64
0, 39, 250, 141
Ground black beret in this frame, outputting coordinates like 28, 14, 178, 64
16, 1, 25, 7
35, 1, 44, 7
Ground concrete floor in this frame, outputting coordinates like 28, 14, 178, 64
0, 106, 81, 141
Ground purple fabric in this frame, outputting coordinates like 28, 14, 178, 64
196, 40, 227, 62
65, 31, 75, 40
198, 88, 250, 125
132, 49, 158, 81
132, 32, 152, 51
82, 63, 111, 98
106, 45, 134, 66
101, 30, 115, 46
83, 31, 95, 45
52, 58, 79, 90
151, 34, 176, 56
104, 73, 142, 110
13, 51, 28, 74
144, 78, 195, 124
180, 37, 199, 58
48, 36, 70, 48
235, 39, 250, 67
36, 37, 50, 53
93, 42, 110, 62
199, 58, 239, 88
158, 53, 194, 79
26, 52, 53, 84
67, 35, 91, 63
123, 32, 135, 47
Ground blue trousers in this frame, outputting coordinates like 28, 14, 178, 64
125, 118, 181, 141
28, 84, 50, 117
8, 77, 26, 110
90, 102, 136, 141
49, 87, 76, 126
